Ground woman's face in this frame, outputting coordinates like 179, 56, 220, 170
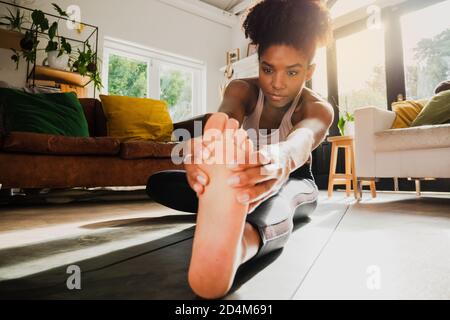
258, 44, 316, 108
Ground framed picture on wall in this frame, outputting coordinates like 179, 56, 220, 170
247, 43, 258, 57
226, 48, 240, 65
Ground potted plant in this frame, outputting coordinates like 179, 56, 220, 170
338, 111, 355, 136
10, 9, 49, 70
71, 43, 102, 90
331, 97, 355, 137
45, 22, 71, 70
44, 4, 71, 70
9, 4, 72, 70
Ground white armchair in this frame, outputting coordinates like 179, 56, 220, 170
354, 106, 450, 193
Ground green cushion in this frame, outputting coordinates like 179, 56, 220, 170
0, 88, 89, 137
411, 90, 450, 127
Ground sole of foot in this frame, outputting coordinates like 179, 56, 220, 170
188, 112, 253, 299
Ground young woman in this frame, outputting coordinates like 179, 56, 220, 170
147, 0, 333, 299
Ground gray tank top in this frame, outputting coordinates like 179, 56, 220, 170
242, 88, 303, 150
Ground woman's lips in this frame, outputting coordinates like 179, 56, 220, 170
269, 94, 285, 102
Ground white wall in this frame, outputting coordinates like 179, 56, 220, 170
231, 12, 251, 61
0, 0, 28, 88
0, 0, 234, 113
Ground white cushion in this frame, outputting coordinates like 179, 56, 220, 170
375, 124, 450, 152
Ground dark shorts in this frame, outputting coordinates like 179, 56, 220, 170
146, 164, 319, 259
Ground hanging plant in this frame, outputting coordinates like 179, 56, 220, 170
9, 4, 72, 70
71, 43, 102, 90
9, 9, 49, 70
44, 4, 71, 57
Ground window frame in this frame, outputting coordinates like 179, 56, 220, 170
314, 0, 450, 192
335, 26, 388, 114
328, 0, 448, 111
102, 36, 207, 120
102, 47, 151, 98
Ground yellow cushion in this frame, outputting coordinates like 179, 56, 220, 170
99, 95, 173, 142
390, 100, 427, 129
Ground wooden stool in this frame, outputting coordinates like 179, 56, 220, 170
327, 136, 376, 199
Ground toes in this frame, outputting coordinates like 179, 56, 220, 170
243, 139, 255, 164
221, 118, 239, 165
243, 138, 254, 153
200, 114, 257, 167
225, 118, 239, 131
233, 130, 254, 165
204, 112, 229, 131
225, 119, 239, 149
233, 129, 248, 149
203, 114, 228, 157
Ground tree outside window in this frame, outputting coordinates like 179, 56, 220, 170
108, 54, 148, 98
159, 65, 193, 122
336, 27, 387, 114
401, 0, 450, 99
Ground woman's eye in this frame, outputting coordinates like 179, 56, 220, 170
263, 67, 273, 74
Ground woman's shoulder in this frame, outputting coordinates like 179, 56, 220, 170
227, 78, 260, 115
237, 77, 260, 97
300, 87, 333, 111
302, 87, 328, 104
292, 87, 334, 123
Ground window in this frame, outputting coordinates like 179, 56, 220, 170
401, 0, 450, 100
336, 27, 387, 114
311, 47, 328, 100
159, 63, 193, 122
107, 53, 149, 98
102, 37, 206, 122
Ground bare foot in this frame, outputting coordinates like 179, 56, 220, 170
188, 113, 253, 299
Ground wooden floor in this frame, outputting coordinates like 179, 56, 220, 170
0, 189, 448, 299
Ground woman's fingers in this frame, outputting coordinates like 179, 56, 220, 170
186, 169, 206, 196
235, 179, 279, 205
192, 183, 204, 195
226, 165, 279, 188
185, 163, 209, 185
184, 149, 209, 196
227, 149, 271, 171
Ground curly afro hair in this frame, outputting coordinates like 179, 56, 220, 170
242, 0, 332, 61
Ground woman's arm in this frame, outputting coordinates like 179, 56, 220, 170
227, 99, 334, 212
280, 99, 334, 172
217, 79, 253, 124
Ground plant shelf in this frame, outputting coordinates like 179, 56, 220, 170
0, 28, 24, 51
31, 65, 91, 87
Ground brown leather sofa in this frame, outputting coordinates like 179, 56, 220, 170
0, 98, 183, 190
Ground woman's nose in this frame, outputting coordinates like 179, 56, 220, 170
271, 73, 286, 90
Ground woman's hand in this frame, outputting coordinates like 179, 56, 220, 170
183, 136, 294, 212
226, 144, 292, 213
183, 136, 210, 196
